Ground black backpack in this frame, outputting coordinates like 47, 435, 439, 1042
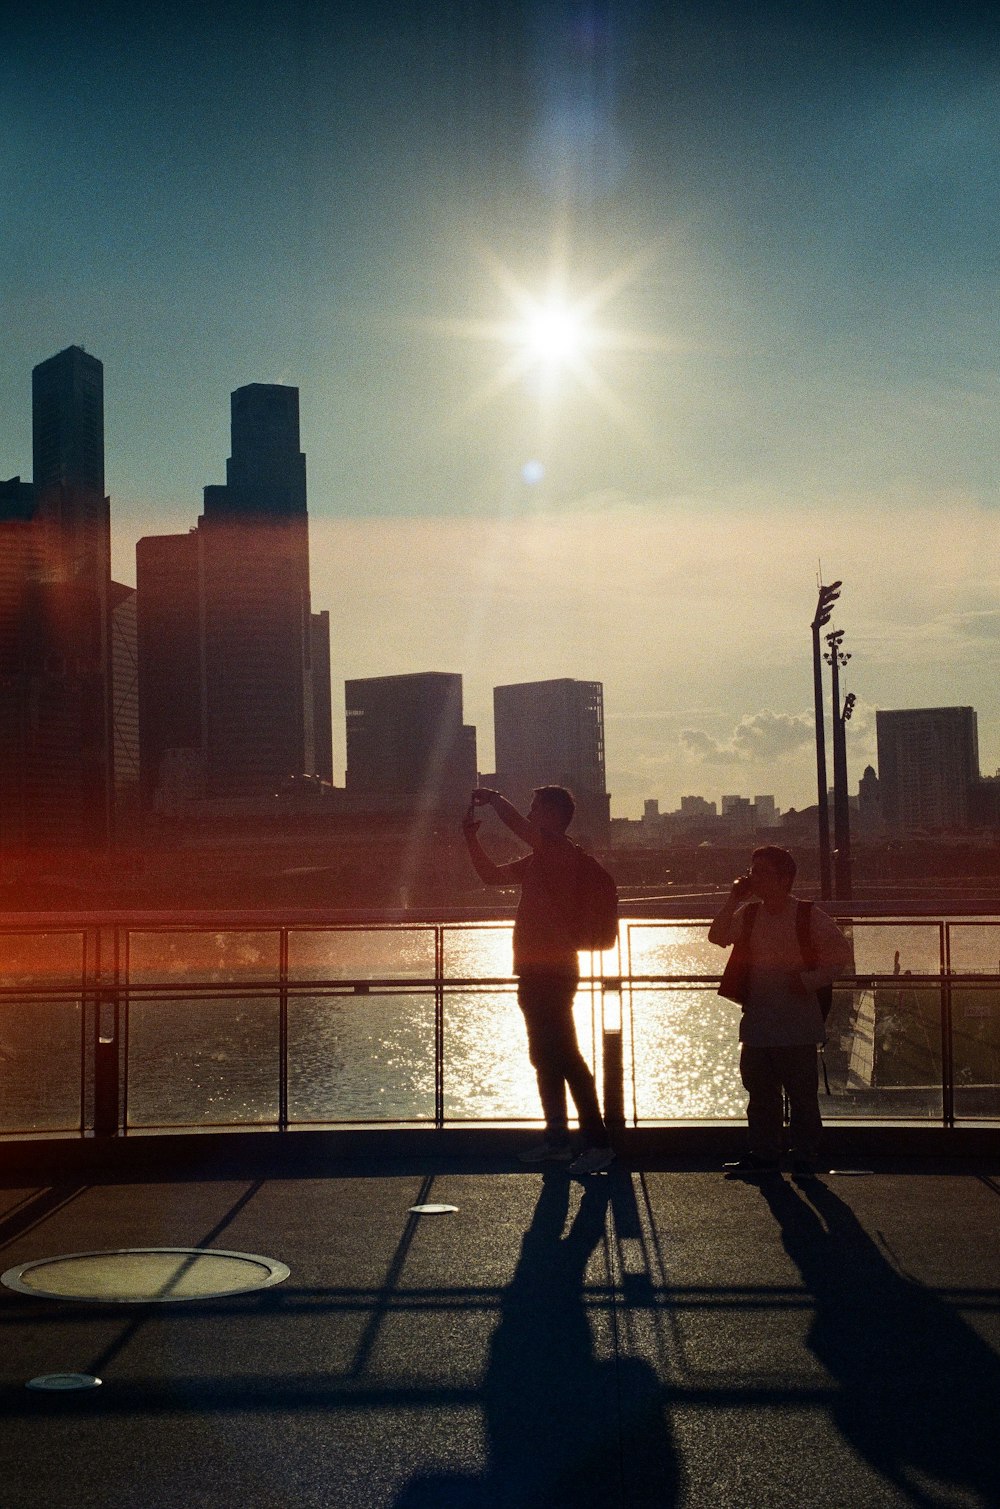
570, 845, 620, 951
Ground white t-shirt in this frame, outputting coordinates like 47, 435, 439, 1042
718, 897, 853, 1046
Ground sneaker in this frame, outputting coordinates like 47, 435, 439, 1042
518, 1141, 573, 1164
722, 1153, 781, 1174
569, 1145, 616, 1176
791, 1158, 820, 1180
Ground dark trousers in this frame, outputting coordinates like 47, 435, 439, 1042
517, 975, 607, 1146
739, 1043, 822, 1161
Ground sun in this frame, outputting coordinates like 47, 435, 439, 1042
418, 238, 674, 433
519, 301, 589, 367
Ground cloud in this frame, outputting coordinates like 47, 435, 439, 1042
947, 609, 1000, 642
680, 710, 815, 766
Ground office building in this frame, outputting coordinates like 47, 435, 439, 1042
199, 384, 314, 794
310, 610, 333, 785
135, 532, 202, 806
111, 582, 140, 818
721, 794, 753, 831
753, 795, 778, 828
137, 384, 333, 803
345, 672, 477, 811
492, 678, 610, 839
876, 706, 980, 831
0, 348, 114, 848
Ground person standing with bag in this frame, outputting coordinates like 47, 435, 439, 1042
709, 845, 852, 1178
462, 785, 616, 1175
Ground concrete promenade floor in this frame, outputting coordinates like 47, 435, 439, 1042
0, 1147, 998, 1509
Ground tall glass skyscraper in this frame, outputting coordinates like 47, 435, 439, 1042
137, 383, 332, 802
0, 347, 114, 848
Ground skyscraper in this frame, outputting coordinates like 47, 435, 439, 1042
136, 384, 333, 803
199, 384, 314, 794
136, 531, 202, 806
345, 672, 477, 811
492, 678, 610, 840
0, 348, 114, 848
876, 706, 980, 831
110, 582, 140, 820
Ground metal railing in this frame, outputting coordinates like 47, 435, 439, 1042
0, 914, 998, 1137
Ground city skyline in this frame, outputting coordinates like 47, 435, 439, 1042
4, 1, 998, 815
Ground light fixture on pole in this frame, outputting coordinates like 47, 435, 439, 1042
825, 629, 853, 901
811, 580, 841, 900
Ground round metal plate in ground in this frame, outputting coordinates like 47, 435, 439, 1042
1, 1248, 290, 1304
26, 1373, 102, 1391
409, 1203, 458, 1215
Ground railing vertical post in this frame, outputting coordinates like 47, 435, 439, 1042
92, 927, 120, 1138
941, 922, 955, 1129
279, 928, 289, 1132
79, 928, 90, 1136
434, 926, 445, 1129
625, 925, 639, 1128
601, 977, 625, 1137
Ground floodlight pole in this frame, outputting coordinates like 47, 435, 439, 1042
811, 581, 841, 900
825, 629, 853, 902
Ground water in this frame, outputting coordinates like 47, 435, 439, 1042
2, 918, 999, 1132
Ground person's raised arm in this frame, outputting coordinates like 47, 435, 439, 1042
462, 804, 523, 887
472, 787, 535, 847
708, 873, 754, 947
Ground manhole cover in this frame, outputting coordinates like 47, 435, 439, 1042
2, 1248, 290, 1304
26, 1373, 102, 1391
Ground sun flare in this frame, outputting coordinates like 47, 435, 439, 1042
419, 239, 673, 434
519, 301, 588, 367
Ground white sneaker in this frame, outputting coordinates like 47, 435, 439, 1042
518, 1141, 573, 1164
569, 1145, 616, 1176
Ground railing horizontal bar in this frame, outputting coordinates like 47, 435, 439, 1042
2, 972, 998, 1000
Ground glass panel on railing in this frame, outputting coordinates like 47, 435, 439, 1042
443, 986, 596, 1121
630, 986, 743, 1119
0, 931, 83, 988
817, 981, 943, 1120
627, 923, 720, 980
127, 931, 279, 985
287, 992, 435, 1121
851, 922, 942, 978
443, 923, 625, 982
948, 922, 1000, 975
288, 928, 435, 981
0, 999, 81, 1132
126, 997, 280, 1127
442, 924, 512, 979
953, 980, 1000, 1121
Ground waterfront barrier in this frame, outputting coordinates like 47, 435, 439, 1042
0, 913, 997, 1138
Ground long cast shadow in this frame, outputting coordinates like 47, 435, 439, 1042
755, 1175, 1000, 1507
396, 1172, 680, 1508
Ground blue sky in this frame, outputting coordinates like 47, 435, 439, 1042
3, 1, 998, 811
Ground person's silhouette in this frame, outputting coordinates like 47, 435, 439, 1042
756, 1174, 1000, 1505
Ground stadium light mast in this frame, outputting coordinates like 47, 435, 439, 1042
825, 629, 854, 901
811, 579, 841, 900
